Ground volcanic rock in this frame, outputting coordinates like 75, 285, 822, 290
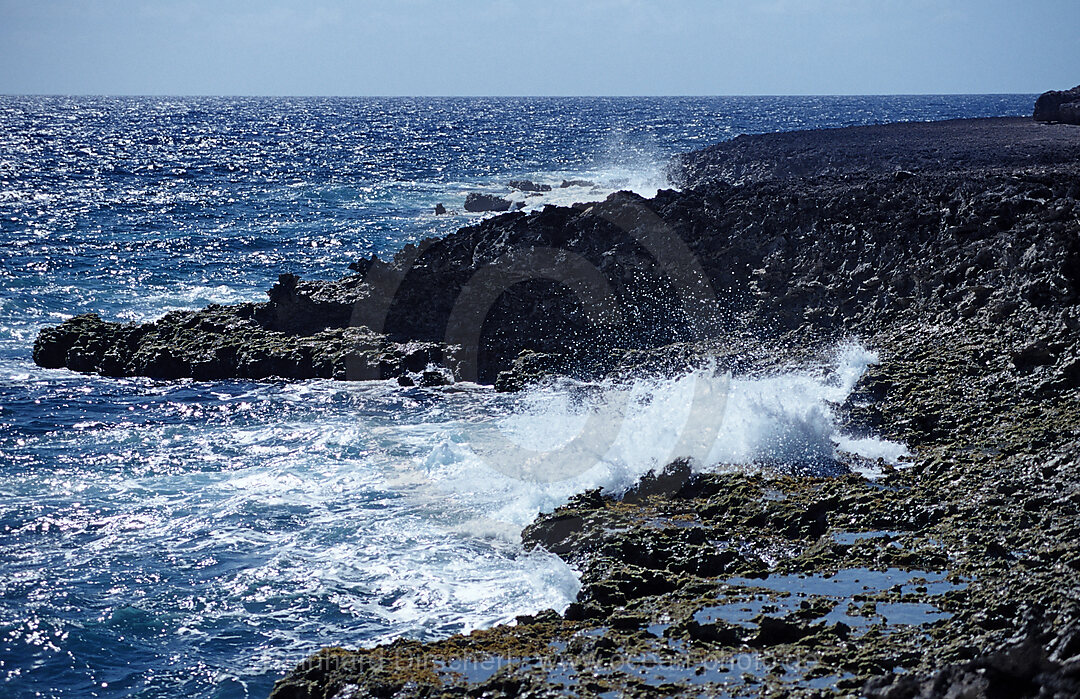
1034, 84, 1080, 124
508, 179, 552, 192
463, 192, 515, 212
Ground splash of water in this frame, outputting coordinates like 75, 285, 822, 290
418, 341, 906, 533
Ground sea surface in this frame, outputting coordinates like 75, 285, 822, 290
0, 95, 1033, 698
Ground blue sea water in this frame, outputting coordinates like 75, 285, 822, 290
0, 95, 1033, 698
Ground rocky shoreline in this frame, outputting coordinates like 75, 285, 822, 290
34, 114, 1080, 696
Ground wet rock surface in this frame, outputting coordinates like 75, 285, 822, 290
463, 192, 519, 212
32, 287, 449, 382
30, 116, 1080, 696
509, 179, 553, 192
863, 622, 1080, 698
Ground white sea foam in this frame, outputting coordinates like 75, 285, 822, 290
508, 160, 673, 212
115, 284, 264, 321
410, 341, 905, 533
447, 150, 675, 221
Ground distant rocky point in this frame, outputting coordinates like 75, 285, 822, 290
1034, 84, 1080, 125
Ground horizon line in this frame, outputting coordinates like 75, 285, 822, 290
0, 91, 1041, 100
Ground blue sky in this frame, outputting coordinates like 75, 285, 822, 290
1, 0, 1076, 95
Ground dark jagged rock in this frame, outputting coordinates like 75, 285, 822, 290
463, 192, 515, 212
1034, 84, 1080, 125
508, 179, 552, 192
493, 350, 569, 392
560, 179, 595, 188
32, 308, 447, 382
864, 622, 1080, 698
620, 458, 694, 503
419, 368, 452, 387
257, 273, 359, 335
434, 202, 446, 215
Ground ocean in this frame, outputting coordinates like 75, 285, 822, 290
0, 95, 1033, 698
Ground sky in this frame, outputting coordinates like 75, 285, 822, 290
1, 0, 1077, 96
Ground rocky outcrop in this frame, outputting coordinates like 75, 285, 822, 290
32, 308, 446, 382
508, 179, 552, 192
463, 192, 518, 212
864, 622, 1080, 698
1034, 84, 1080, 125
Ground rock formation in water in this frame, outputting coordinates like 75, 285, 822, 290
463, 192, 517, 212
508, 179, 552, 192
